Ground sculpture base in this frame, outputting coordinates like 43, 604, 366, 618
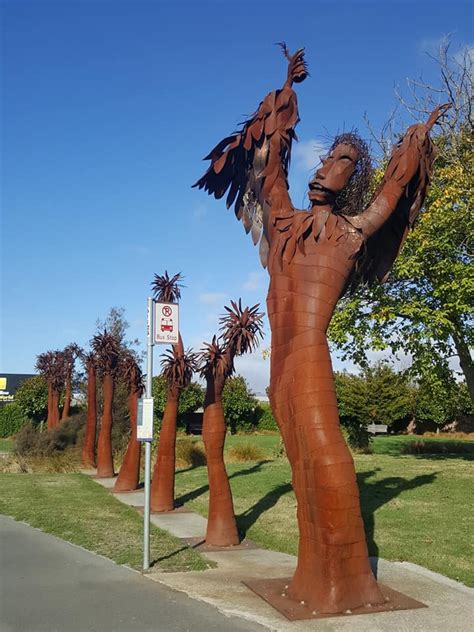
242, 578, 426, 620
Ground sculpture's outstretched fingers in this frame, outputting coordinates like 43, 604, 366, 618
426, 102, 451, 131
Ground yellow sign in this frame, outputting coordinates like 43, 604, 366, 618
0, 377, 6, 390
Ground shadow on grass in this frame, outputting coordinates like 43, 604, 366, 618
174, 460, 271, 506
236, 482, 293, 537
358, 468, 438, 576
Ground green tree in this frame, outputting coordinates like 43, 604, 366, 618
152, 377, 203, 428
14, 375, 49, 425
222, 375, 258, 434
412, 373, 473, 427
335, 363, 412, 448
330, 42, 473, 401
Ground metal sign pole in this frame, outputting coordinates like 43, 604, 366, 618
143, 297, 154, 571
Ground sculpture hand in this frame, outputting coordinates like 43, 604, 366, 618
425, 103, 451, 132
278, 43, 308, 87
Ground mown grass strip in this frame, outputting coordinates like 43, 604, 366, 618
0, 473, 212, 572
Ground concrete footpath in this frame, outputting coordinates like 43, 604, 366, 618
94, 476, 474, 632
0, 514, 266, 632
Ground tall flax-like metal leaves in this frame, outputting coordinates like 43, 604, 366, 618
199, 336, 232, 379
36, 350, 66, 391
120, 349, 144, 395
151, 271, 183, 303
220, 299, 264, 356
91, 330, 121, 376
161, 346, 198, 389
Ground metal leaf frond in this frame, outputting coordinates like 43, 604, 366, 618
160, 346, 198, 388
219, 299, 264, 356
151, 271, 184, 303
91, 330, 121, 375
198, 336, 234, 379
36, 350, 67, 390
119, 349, 144, 392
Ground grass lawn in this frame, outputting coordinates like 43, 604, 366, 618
0, 473, 211, 572
0, 439, 14, 452
175, 434, 474, 586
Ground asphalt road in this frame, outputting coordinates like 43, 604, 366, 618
0, 515, 266, 632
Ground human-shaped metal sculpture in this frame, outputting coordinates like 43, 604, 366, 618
195, 46, 448, 613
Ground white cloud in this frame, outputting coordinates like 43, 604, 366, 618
293, 138, 326, 172
242, 270, 268, 292
234, 351, 270, 394
454, 44, 474, 68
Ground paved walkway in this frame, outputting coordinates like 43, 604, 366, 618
0, 515, 266, 632
94, 475, 474, 632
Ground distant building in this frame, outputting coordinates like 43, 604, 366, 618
0, 373, 35, 405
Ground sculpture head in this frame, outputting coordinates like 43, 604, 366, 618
309, 132, 372, 216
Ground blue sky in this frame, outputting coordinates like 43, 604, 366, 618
1, 0, 472, 392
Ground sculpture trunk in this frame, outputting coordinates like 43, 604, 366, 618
202, 382, 239, 546
50, 390, 61, 430
267, 265, 383, 613
46, 384, 54, 430
150, 388, 179, 512
114, 389, 142, 492
61, 378, 72, 420
96, 373, 115, 478
82, 364, 97, 468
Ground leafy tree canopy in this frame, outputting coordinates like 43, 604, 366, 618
222, 375, 258, 434
14, 375, 49, 424
329, 42, 473, 402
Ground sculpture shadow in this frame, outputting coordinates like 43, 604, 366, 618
174, 459, 271, 506
236, 482, 293, 537
358, 468, 438, 577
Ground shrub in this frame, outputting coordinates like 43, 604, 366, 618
401, 439, 474, 456
226, 442, 266, 462
0, 403, 30, 437
175, 437, 206, 468
222, 376, 258, 434
254, 403, 278, 431
15, 413, 86, 457
14, 376, 49, 424
341, 425, 373, 454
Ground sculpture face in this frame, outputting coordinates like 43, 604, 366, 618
308, 143, 359, 206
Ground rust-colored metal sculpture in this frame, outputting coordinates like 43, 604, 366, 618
195, 46, 446, 613
36, 350, 65, 431
81, 351, 98, 468
92, 330, 121, 478
150, 271, 198, 512
199, 301, 263, 546
60, 343, 81, 421
114, 351, 145, 491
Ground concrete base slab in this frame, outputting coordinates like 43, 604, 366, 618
243, 578, 426, 621
149, 512, 207, 538
113, 490, 145, 507
93, 476, 116, 489
149, 552, 474, 631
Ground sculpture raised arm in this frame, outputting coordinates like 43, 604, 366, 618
193, 46, 308, 266
348, 103, 450, 288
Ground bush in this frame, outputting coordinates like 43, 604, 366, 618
175, 437, 206, 468
222, 376, 258, 434
254, 403, 278, 431
14, 375, 49, 424
15, 413, 86, 457
226, 442, 266, 462
401, 439, 474, 456
0, 403, 30, 438
341, 424, 372, 453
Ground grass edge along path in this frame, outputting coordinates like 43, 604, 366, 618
0, 473, 212, 573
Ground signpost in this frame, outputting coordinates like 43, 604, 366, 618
139, 298, 180, 572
